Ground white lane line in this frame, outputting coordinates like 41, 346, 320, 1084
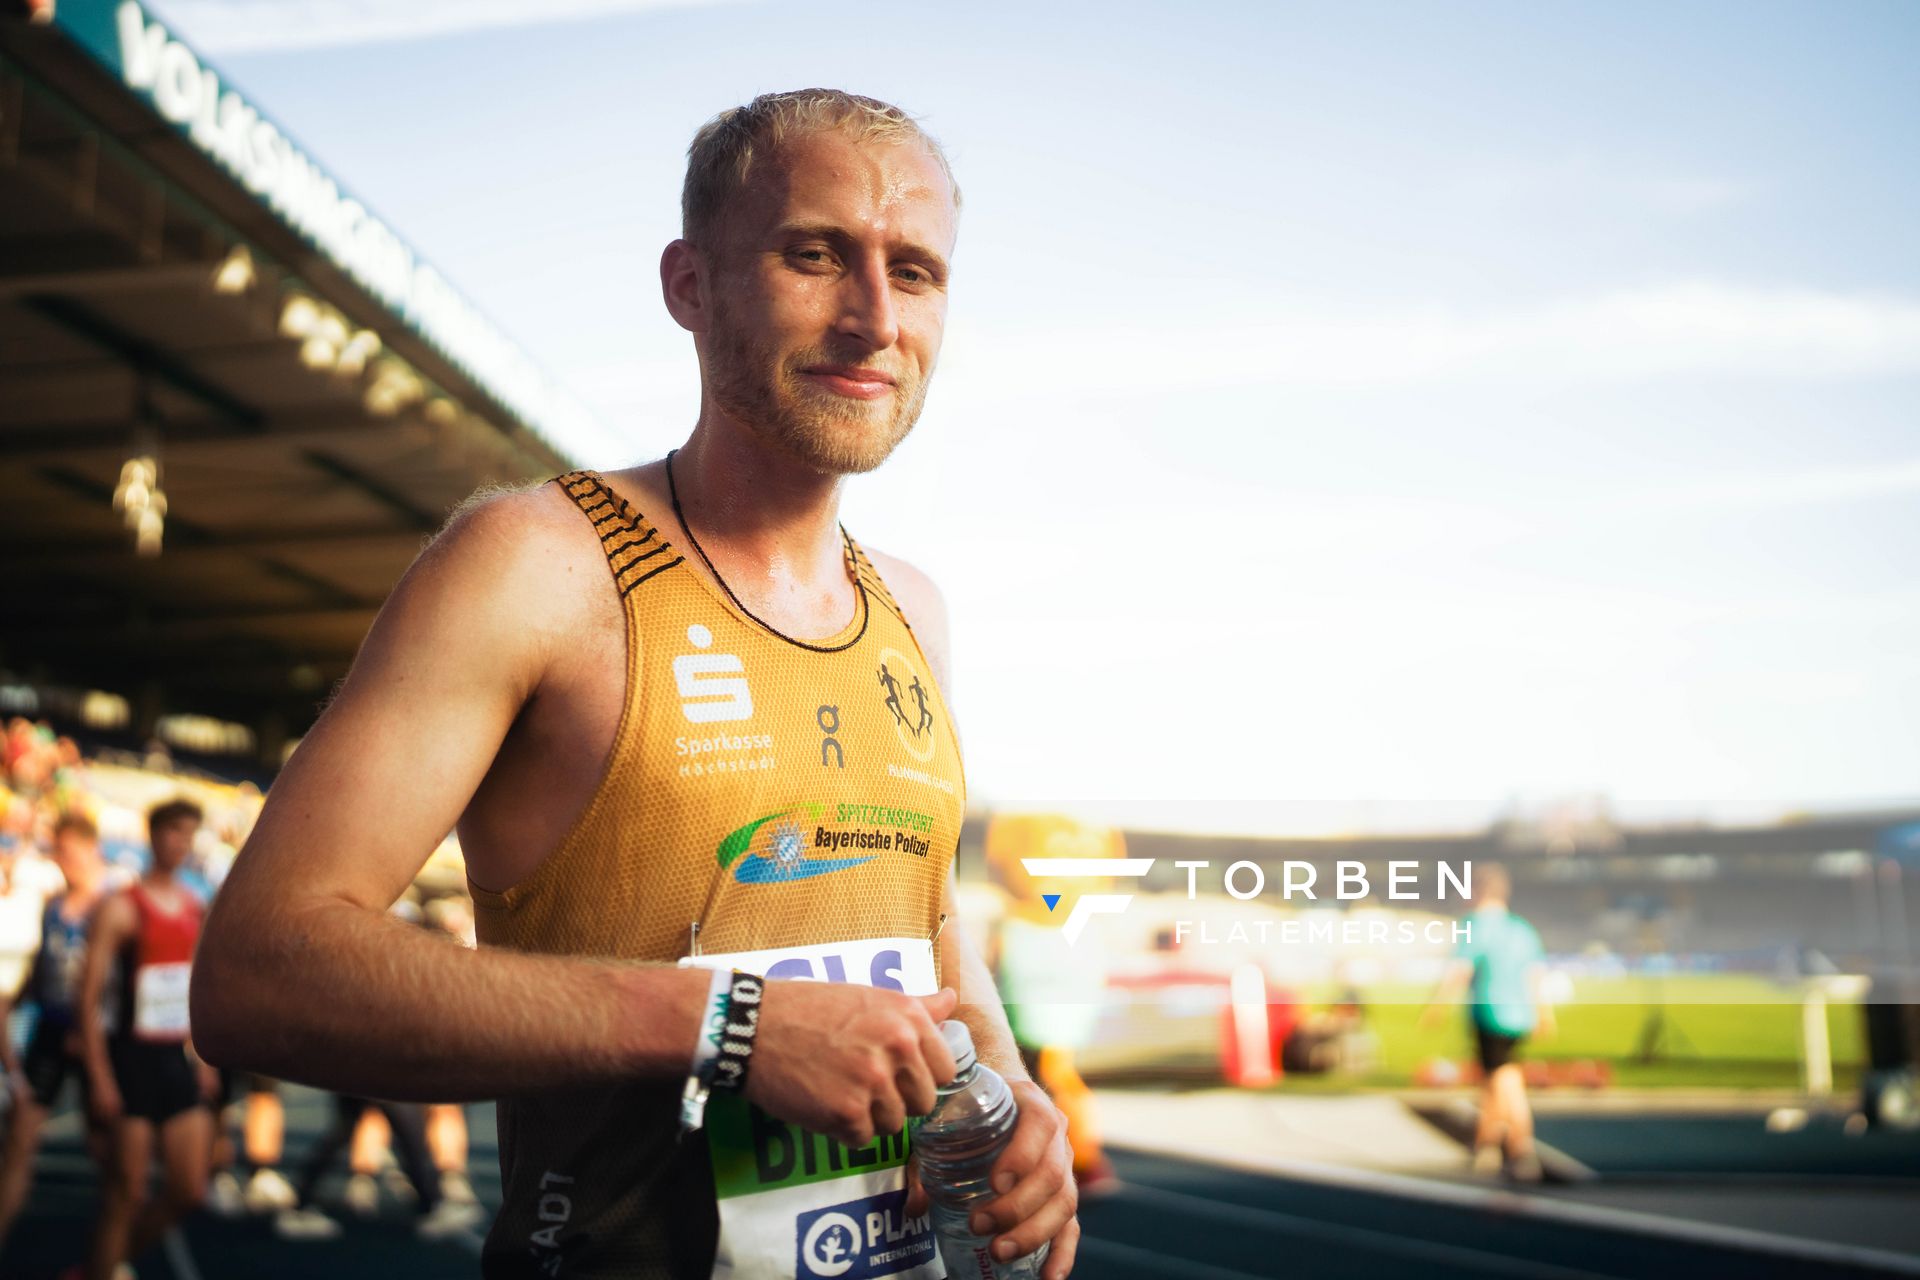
1113, 1182, 1615, 1280
40, 1106, 88, 1138
1114, 1142, 1920, 1278
163, 1227, 206, 1280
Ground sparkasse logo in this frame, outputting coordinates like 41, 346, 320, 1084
675, 623, 752, 723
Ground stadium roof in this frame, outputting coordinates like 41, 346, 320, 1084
0, 0, 599, 753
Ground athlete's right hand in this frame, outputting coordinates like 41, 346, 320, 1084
745, 983, 959, 1149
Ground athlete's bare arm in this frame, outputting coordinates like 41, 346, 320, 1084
872, 549, 1080, 1279
193, 489, 957, 1127
0, 947, 35, 1082
78, 892, 135, 1123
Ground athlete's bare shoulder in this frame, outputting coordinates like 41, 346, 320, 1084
434, 476, 605, 577
89, 889, 137, 940
413, 477, 615, 681
862, 547, 953, 697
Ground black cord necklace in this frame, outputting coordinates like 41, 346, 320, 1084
663, 448, 867, 653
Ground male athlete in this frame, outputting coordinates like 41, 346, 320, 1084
0, 813, 111, 1247
1422, 863, 1554, 1182
79, 799, 215, 1279
194, 90, 1079, 1278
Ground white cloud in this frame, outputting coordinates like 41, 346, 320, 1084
1619, 458, 1920, 513
1450, 154, 1758, 216
940, 282, 1920, 397
148, 0, 732, 54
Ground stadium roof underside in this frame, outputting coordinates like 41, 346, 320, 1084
0, 2, 594, 755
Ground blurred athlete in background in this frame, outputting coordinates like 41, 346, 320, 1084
273, 1094, 481, 1241
0, 814, 111, 1246
985, 816, 1116, 1192
78, 799, 214, 1279
1423, 863, 1554, 1182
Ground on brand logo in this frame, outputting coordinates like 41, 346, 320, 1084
674, 624, 753, 723
818, 705, 844, 768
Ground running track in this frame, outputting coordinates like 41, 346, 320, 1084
3, 1088, 1914, 1279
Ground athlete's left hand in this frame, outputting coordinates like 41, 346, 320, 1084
907, 1079, 1078, 1277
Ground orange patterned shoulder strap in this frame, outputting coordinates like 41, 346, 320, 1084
555, 470, 684, 598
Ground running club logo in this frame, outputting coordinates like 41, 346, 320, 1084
718, 805, 872, 885
875, 647, 936, 764
674, 623, 753, 724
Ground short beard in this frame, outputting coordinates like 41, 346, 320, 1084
704, 296, 930, 475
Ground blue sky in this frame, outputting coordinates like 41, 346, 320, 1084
149, 0, 1920, 835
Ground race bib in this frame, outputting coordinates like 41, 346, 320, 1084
133, 962, 191, 1041
681, 937, 945, 1280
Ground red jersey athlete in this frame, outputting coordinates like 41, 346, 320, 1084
76, 798, 216, 1280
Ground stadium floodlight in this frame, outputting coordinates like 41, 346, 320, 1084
114, 456, 167, 557
315, 311, 349, 349
134, 506, 164, 557
336, 329, 383, 378
79, 691, 131, 731
211, 245, 256, 295
113, 456, 159, 521
364, 358, 425, 416
113, 459, 151, 525
279, 294, 321, 339
299, 336, 340, 371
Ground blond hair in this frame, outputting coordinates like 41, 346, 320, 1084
681, 88, 960, 245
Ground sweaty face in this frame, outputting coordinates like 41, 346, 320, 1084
699, 129, 955, 475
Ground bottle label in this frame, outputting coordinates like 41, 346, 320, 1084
938, 1237, 999, 1280
684, 936, 943, 1280
937, 1235, 1050, 1280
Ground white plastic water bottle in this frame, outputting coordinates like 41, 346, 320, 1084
911, 1020, 1050, 1280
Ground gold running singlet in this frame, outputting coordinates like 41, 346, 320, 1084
473, 471, 965, 1280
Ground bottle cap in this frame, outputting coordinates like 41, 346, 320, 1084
938, 1019, 977, 1075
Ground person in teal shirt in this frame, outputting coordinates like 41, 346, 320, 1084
1423, 864, 1554, 1182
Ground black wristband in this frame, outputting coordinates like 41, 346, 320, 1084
709, 970, 764, 1093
